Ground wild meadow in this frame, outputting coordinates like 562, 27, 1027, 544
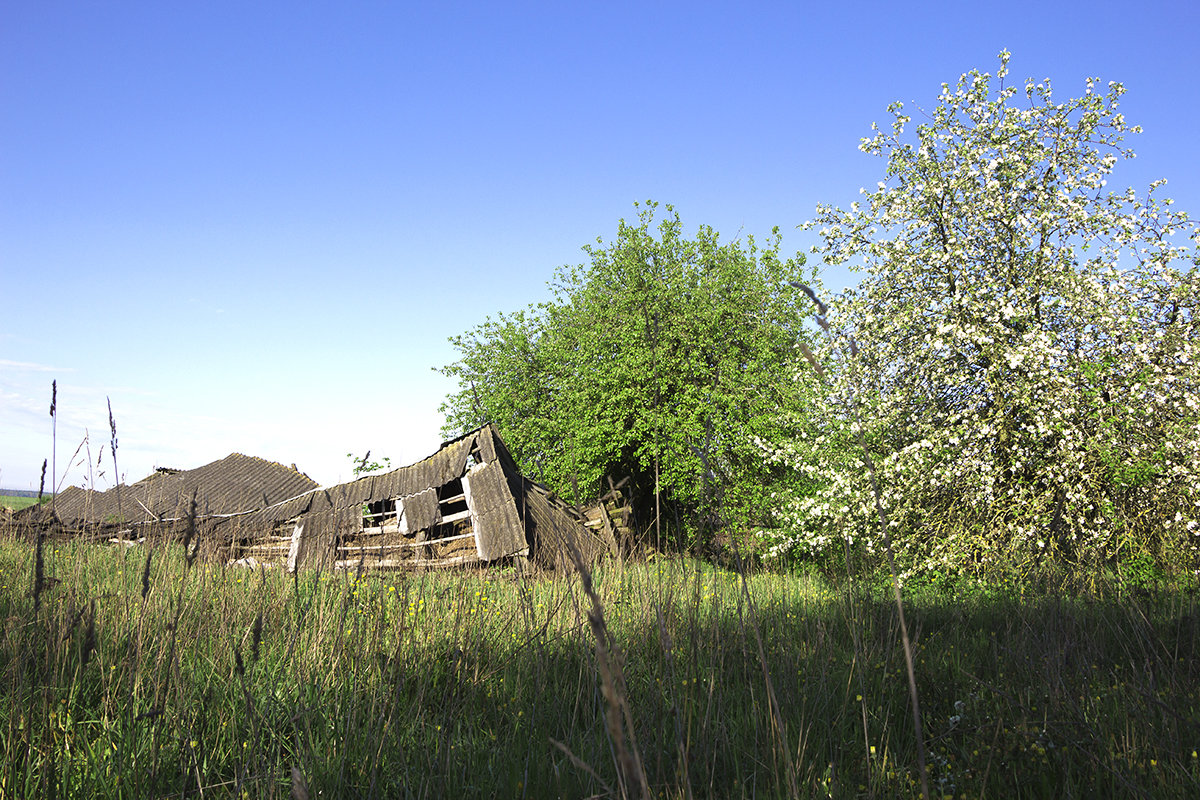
1, 530, 1197, 799
4, 56, 1198, 799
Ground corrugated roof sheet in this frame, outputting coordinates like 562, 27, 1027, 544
464, 462, 527, 560
400, 488, 440, 532
50, 454, 319, 525
517, 477, 608, 570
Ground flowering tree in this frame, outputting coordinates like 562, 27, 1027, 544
765, 52, 1199, 580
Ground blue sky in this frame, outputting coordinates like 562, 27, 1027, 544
2, 0, 1197, 491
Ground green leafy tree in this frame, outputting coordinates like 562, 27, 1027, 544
440, 202, 813, 543
765, 53, 1199, 580
347, 451, 392, 477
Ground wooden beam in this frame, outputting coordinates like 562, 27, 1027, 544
360, 523, 401, 536
598, 501, 619, 558
340, 531, 476, 552
333, 554, 481, 570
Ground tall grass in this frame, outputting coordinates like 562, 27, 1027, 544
0, 529, 1197, 798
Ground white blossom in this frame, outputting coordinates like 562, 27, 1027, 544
762, 52, 1200, 576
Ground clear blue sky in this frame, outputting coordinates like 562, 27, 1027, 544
3, 0, 1197, 491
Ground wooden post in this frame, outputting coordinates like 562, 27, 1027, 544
286, 521, 303, 573
599, 501, 621, 562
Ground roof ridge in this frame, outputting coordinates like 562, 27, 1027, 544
222, 451, 312, 476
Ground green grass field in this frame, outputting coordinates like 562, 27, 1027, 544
0, 535, 1197, 798
0, 495, 47, 512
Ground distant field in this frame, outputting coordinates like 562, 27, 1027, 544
0, 495, 46, 512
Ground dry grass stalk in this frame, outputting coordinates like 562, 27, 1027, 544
30, 459, 49, 612
651, 600, 694, 800
730, 545, 799, 798
33, 529, 45, 613
107, 397, 122, 523
181, 491, 198, 566
141, 546, 153, 600
149, 492, 202, 732
290, 765, 310, 800
567, 542, 649, 799
549, 737, 616, 797
50, 380, 56, 518
80, 600, 96, 670
251, 611, 263, 662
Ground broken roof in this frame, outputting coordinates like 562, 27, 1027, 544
24, 424, 610, 572
254, 424, 609, 570
253, 425, 500, 526
49, 453, 319, 525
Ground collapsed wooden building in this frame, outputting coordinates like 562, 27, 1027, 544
244, 424, 615, 572
36, 453, 320, 548
21, 424, 617, 573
